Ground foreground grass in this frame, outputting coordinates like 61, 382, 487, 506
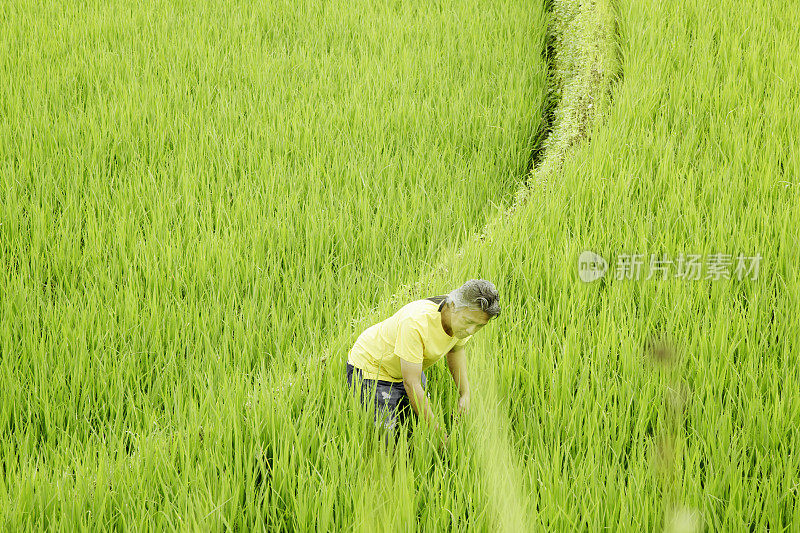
0, 0, 548, 529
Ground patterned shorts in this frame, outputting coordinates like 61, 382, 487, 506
346, 362, 427, 430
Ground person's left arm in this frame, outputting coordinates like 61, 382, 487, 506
446, 345, 470, 415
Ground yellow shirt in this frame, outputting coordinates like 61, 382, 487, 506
347, 299, 472, 382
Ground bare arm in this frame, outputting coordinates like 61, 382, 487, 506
400, 359, 438, 428
446, 346, 470, 413
446, 346, 469, 396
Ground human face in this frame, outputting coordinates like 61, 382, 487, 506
450, 306, 490, 339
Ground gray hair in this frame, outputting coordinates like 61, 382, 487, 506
445, 279, 501, 318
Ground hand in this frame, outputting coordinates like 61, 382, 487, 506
457, 394, 470, 416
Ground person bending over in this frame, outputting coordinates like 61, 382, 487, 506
346, 279, 501, 444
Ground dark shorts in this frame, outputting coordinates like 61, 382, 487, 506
346, 362, 427, 430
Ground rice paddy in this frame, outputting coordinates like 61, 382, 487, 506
1, 0, 797, 530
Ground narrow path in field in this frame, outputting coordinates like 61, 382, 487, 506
369, 2, 620, 528
289, 0, 620, 528
466, 2, 620, 528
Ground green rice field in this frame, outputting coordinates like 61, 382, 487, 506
1, 0, 797, 530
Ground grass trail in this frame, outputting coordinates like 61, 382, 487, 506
315, 0, 620, 529
462, 0, 619, 529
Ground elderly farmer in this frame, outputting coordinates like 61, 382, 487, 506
346, 279, 500, 440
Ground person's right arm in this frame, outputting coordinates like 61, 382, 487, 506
395, 318, 447, 446
400, 359, 436, 427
